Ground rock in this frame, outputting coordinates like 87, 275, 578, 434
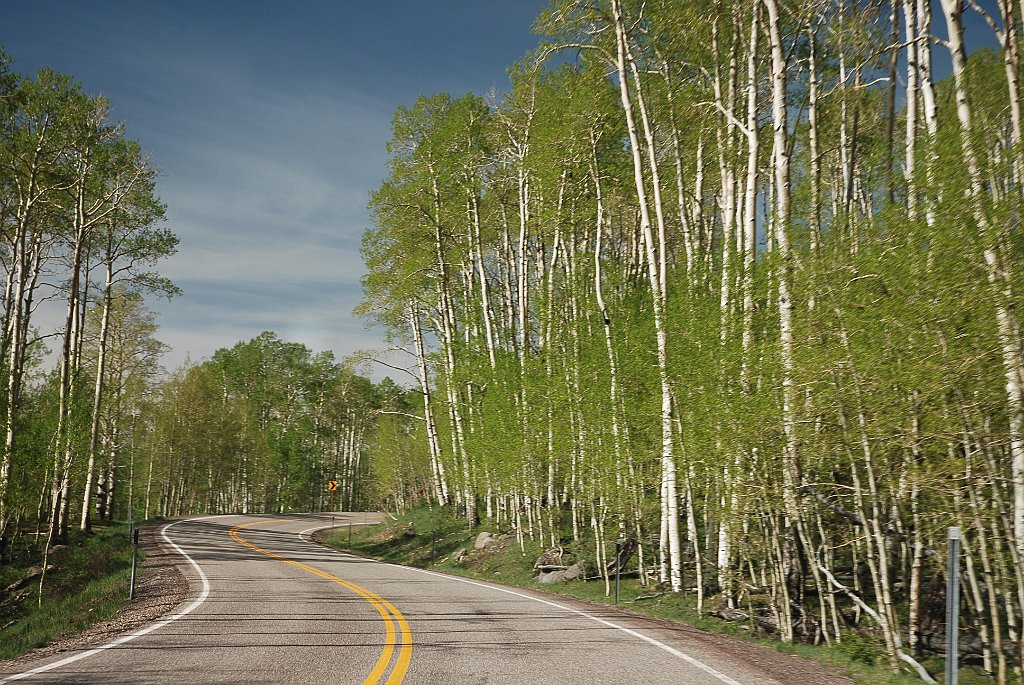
753, 614, 779, 634
533, 547, 563, 569
473, 532, 493, 550
535, 570, 565, 583
451, 548, 467, 564
713, 607, 750, 622
3, 564, 56, 594
535, 561, 584, 584
561, 562, 584, 581
0, 586, 31, 609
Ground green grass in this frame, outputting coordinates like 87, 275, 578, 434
323, 506, 981, 685
0, 523, 140, 660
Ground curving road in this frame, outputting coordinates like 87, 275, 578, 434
0, 514, 833, 685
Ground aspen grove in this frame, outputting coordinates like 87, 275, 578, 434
0, 59, 178, 552
360, 1, 1024, 681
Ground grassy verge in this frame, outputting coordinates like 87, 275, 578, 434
323, 506, 986, 685
0, 522, 139, 661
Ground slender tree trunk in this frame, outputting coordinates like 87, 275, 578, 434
611, 0, 681, 592
940, 0, 1024, 575
81, 252, 114, 532
904, 0, 920, 219
410, 302, 449, 505
763, 0, 803, 639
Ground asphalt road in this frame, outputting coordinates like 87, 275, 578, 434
0, 514, 801, 685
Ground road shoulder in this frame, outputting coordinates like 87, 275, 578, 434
0, 522, 190, 672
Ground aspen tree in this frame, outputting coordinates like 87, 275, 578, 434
903, 0, 920, 218
763, 0, 802, 639
610, 0, 683, 592
0, 72, 75, 542
79, 144, 173, 532
410, 303, 449, 505
940, 0, 1024, 586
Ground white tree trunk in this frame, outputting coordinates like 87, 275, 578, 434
410, 302, 448, 505
903, 0, 920, 218
940, 0, 1024, 572
763, 0, 801, 541
611, 0, 681, 592
80, 258, 114, 532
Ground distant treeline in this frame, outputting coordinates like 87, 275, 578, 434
140, 331, 413, 518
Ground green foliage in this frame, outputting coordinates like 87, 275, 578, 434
356, 2, 1024, 682
0, 53, 178, 549
0, 524, 135, 660
144, 332, 393, 516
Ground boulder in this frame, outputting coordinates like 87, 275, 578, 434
533, 547, 563, 569
713, 607, 750, 622
535, 569, 565, 584
561, 562, 584, 581
535, 561, 585, 584
473, 532, 494, 550
0, 586, 32, 609
3, 564, 55, 594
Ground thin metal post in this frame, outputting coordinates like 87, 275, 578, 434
431, 530, 436, 567
129, 529, 140, 600
128, 408, 137, 543
614, 539, 621, 605
946, 526, 961, 685
348, 521, 353, 547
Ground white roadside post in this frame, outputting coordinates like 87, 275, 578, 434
946, 526, 960, 685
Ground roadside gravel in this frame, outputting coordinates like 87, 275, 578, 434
0, 522, 189, 671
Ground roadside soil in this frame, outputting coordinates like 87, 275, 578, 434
0, 522, 190, 671
309, 528, 853, 685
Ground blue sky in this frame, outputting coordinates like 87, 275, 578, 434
5, 1, 547, 378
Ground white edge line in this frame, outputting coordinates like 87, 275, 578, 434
0, 515, 223, 684
295, 524, 750, 685
296, 520, 377, 543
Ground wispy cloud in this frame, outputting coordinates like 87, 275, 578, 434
6, 0, 546, 380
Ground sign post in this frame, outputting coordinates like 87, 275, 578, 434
946, 526, 961, 685
129, 529, 140, 600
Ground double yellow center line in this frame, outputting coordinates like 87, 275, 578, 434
228, 519, 412, 684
